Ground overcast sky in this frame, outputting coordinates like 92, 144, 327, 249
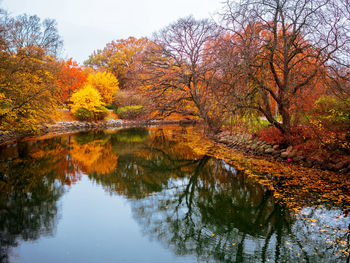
2, 0, 223, 63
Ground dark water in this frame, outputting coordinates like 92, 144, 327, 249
0, 126, 349, 263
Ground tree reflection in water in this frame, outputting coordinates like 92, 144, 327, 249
127, 157, 292, 263
89, 127, 349, 262
0, 126, 348, 262
0, 138, 71, 263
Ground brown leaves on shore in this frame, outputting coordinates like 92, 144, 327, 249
177, 127, 350, 212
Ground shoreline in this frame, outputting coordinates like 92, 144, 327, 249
0, 119, 198, 146
1, 120, 349, 211
1, 120, 349, 175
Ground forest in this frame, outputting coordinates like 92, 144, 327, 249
0, 0, 349, 170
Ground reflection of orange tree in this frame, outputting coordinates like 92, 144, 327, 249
11, 136, 81, 186
133, 127, 206, 181
146, 126, 204, 160
70, 139, 118, 175
89, 127, 206, 199
28, 137, 82, 186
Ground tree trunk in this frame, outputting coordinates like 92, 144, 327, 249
279, 103, 292, 144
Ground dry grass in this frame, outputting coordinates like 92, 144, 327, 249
105, 110, 118, 120
53, 109, 76, 122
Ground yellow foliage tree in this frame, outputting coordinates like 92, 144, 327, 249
87, 71, 119, 104
0, 47, 62, 132
0, 12, 63, 133
70, 84, 104, 114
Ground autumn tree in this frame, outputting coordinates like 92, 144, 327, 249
3, 13, 62, 56
56, 58, 88, 104
220, 0, 349, 141
0, 12, 63, 132
85, 37, 151, 90
70, 84, 107, 121
143, 16, 225, 133
87, 71, 119, 104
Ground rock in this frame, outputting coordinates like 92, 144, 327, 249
287, 150, 297, 159
305, 160, 313, 168
286, 146, 293, 153
325, 163, 335, 171
251, 144, 258, 150
265, 148, 275, 154
314, 163, 321, 169
330, 158, 339, 164
293, 156, 304, 162
281, 151, 289, 158
273, 152, 280, 158
335, 161, 345, 170
258, 146, 265, 153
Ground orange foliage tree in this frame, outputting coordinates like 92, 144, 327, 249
55, 58, 88, 104
85, 37, 151, 90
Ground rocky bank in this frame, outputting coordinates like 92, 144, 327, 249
215, 131, 350, 174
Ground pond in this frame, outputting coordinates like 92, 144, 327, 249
0, 126, 349, 263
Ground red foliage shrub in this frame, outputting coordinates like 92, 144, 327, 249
258, 126, 284, 144
259, 125, 314, 146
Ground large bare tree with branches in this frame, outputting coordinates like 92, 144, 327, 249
219, 0, 349, 141
143, 16, 225, 133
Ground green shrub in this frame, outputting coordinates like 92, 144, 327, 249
74, 108, 94, 121
115, 105, 146, 120
315, 96, 350, 114
94, 106, 109, 120
112, 128, 149, 142
74, 107, 108, 121
74, 131, 111, 145
105, 104, 115, 110
313, 96, 350, 127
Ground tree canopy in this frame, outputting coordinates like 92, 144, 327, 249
0, 11, 63, 132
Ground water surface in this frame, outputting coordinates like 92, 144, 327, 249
0, 126, 349, 262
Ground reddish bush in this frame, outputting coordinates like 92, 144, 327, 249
259, 125, 313, 146
258, 127, 284, 144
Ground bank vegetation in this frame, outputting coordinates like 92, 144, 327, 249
1, 0, 349, 170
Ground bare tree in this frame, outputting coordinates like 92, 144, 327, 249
220, 0, 350, 142
143, 16, 225, 133
325, 0, 350, 102
2, 13, 63, 56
